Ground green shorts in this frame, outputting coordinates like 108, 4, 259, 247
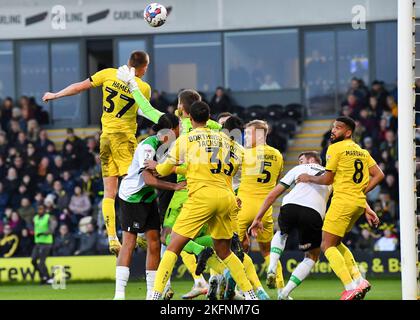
163, 189, 188, 228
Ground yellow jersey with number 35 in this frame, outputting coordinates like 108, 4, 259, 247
325, 139, 377, 207
90, 68, 151, 135
238, 144, 283, 198
157, 127, 241, 195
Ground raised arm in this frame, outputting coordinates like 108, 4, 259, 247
117, 65, 163, 124
143, 170, 185, 191
42, 79, 92, 102
296, 170, 334, 185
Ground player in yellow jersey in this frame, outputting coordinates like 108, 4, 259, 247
42, 51, 151, 256
145, 101, 258, 300
236, 120, 285, 290
297, 116, 384, 300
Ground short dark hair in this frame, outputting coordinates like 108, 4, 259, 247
217, 112, 232, 122
128, 51, 149, 68
66, 128, 74, 134
152, 113, 179, 132
298, 151, 321, 164
335, 116, 356, 133
223, 115, 244, 131
190, 101, 210, 123
178, 89, 201, 115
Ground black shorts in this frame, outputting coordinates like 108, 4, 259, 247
278, 203, 323, 251
119, 198, 160, 234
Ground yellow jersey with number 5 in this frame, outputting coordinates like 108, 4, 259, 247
325, 139, 376, 207
90, 68, 151, 134
238, 144, 283, 198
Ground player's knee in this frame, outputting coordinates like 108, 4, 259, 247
305, 250, 320, 262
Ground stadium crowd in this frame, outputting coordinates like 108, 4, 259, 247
0, 80, 401, 258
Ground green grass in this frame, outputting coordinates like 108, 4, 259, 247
0, 278, 402, 300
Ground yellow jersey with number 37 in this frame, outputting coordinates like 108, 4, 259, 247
238, 144, 283, 198
325, 139, 376, 207
90, 68, 151, 135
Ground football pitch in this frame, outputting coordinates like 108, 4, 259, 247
0, 278, 402, 300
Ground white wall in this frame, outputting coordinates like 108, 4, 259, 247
0, 0, 397, 40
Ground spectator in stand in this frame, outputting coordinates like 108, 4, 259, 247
26, 119, 40, 143
381, 174, 398, 202
11, 184, 30, 210
17, 197, 35, 229
374, 225, 398, 251
63, 128, 85, 156
62, 142, 79, 172
342, 93, 362, 118
9, 211, 26, 235
380, 130, 398, 160
371, 80, 389, 109
75, 222, 98, 256
4, 167, 19, 194
15, 132, 28, 155
50, 155, 64, 179
210, 87, 233, 116
61, 171, 75, 194
354, 227, 376, 251
368, 96, 383, 121
150, 89, 170, 112
36, 129, 55, 155
51, 180, 70, 212
358, 108, 377, 134
39, 173, 55, 195
259, 74, 281, 90
16, 228, 33, 257
362, 137, 380, 162
0, 224, 19, 258
37, 157, 50, 182
57, 208, 78, 233
53, 224, 76, 256
69, 185, 92, 219
7, 120, 22, 145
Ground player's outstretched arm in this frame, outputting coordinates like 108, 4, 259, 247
296, 171, 334, 185
248, 184, 286, 236
364, 164, 385, 194
42, 79, 92, 102
143, 170, 186, 191
117, 65, 163, 124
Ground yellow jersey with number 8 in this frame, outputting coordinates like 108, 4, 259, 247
238, 144, 283, 198
325, 139, 376, 207
90, 68, 151, 134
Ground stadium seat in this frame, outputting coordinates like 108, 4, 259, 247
231, 105, 246, 119
272, 118, 298, 136
284, 103, 304, 123
266, 104, 284, 119
244, 104, 266, 121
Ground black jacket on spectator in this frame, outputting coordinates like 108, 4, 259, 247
77, 231, 98, 255
53, 233, 76, 256
210, 94, 233, 116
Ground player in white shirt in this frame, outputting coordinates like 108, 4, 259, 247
248, 151, 332, 300
114, 114, 186, 300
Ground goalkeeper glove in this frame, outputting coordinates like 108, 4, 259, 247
116, 65, 138, 92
